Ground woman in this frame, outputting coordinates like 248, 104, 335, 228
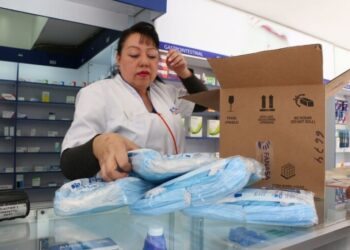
60, 22, 207, 181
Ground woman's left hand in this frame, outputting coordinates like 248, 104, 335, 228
166, 49, 192, 79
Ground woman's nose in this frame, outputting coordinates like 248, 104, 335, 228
139, 54, 150, 66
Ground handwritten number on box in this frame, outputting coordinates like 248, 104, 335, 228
314, 130, 324, 164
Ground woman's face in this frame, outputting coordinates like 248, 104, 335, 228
117, 33, 159, 93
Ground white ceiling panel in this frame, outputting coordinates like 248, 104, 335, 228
215, 0, 350, 51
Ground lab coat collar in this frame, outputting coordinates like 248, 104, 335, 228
113, 74, 157, 98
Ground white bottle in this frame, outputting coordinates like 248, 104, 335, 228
143, 226, 167, 250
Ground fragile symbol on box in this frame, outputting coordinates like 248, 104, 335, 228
281, 163, 296, 179
228, 95, 234, 112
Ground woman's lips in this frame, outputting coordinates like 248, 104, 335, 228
137, 71, 150, 77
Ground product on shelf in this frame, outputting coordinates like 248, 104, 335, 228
16, 147, 27, 153
16, 166, 32, 172
207, 119, 220, 138
27, 147, 40, 153
32, 177, 41, 187
30, 128, 36, 136
48, 131, 59, 137
1, 93, 16, 100
34, 166, 47, 172
2, 111, 15, 118
188, 116, 203, 137
66, 96, 75, 104
335, 99, 348, 124
16, 174, 24, 188
48, 112, 56, 120
41, 91, 50, 102
54, 142, 61, 152
0, 184, 13, 190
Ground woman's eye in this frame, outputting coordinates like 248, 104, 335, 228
148, 55, 157, 59
129, 54, 139, 58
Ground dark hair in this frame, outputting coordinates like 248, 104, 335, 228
117, 21, 159, 55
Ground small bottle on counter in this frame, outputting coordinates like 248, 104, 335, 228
143, 226, 167, 250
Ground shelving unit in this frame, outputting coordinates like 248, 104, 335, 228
0, 48, 222, 201
335, 91, 350, 168
0, 61, 85, 202
158, 51, 221, 153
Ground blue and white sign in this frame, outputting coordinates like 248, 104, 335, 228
114, 0, 167, 12
160, 42, 227, 59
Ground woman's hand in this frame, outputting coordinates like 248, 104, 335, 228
166, 49, 192, 79
92, 133, 139, 181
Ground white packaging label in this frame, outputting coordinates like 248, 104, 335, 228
0, 203, 27, 220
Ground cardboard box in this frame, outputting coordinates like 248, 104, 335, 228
184, 44, 350, 198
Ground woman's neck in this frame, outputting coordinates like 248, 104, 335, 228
118, 73, 154, 112
138, 89, 154, 113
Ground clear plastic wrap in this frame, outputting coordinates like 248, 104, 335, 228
54, 177, 154, 216
129, 148, 218, 184
130, 156, 264, 215
182, 188, 318, 227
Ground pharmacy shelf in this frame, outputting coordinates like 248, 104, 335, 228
186, 136, 219, 140
336, 148, 350, 153
194, 111, 220, 117
22, 186, 60, 190
17, 118, 72, 123
0, 117, 16, 121
18, 81, 82, 90
0, 136, 14, 139
15, 171, 61, 174
17, 100, 75, 107
336, 124, 349, 130
0, 100, 16, 104
0, 79, 17, 85
16, 136, 64, 139
15, 152, 60, 155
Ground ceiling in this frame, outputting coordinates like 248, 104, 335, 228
0, 1, 166, 67
215, 0, 350, 51
0, 8, 102, 52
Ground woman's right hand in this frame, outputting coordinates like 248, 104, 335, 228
92, 133, 139, 181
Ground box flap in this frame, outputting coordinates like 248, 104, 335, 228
325, 69, 350, 98
208, 44, 323, 89
182, 89, 220, 111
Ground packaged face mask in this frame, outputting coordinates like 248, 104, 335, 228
129, 148, 218, 184
182, 188, 318, 227
54, 177, 153, 216
130, 156, 264, 215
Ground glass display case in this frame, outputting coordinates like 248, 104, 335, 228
1, 188, 350, 250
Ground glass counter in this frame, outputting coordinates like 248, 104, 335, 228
1, 188, 350, 250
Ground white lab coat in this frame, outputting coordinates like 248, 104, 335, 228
62, 75, 195, 154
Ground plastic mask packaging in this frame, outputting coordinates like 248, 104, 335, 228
54, 177, 154, 216
130, 156, 264, 215
182, 188, 318, 227
129, 148, 218, 184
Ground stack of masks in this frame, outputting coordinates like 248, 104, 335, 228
129, 148, 218, 184
54, 176, 153, 216
130, 155, 264, 215
54, 149, 318, 227
182, 188, 318, 227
